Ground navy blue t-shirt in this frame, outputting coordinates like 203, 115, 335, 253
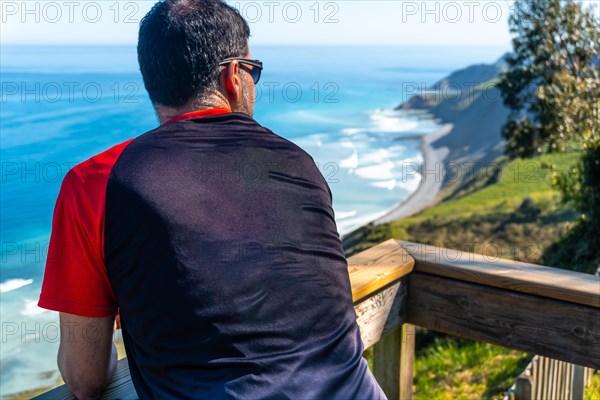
103, 110, 386, 399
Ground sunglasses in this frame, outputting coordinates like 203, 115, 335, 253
219, 57, 263, 84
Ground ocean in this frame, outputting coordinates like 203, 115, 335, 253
0, 44, 507, 396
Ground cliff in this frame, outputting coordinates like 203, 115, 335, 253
398, 54, 511, 182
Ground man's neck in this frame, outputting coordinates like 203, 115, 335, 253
156, 95, 231, 125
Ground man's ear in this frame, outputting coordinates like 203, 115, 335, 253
220, 61, 242, 103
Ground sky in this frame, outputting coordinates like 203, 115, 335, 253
1, 0, 517, 47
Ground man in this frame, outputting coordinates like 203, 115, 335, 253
38, 0, 387, 398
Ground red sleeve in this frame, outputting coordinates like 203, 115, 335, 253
38, 139, 133, 317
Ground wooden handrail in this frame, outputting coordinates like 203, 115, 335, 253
400, 240, 600, 370
34, 238, 600, 400
504, 355, 596, 400
349, 238, 414, 302
399, 241, 600, 308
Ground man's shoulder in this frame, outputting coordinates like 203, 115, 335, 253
67, 138, 135, 185
252, 119, 332, 199
59, 138, 135, 204
249, 117, 318, 164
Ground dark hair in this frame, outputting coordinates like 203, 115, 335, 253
138, 0, 250, 107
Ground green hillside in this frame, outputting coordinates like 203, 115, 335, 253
349, 149, 600, 398
345, 153, 578, 261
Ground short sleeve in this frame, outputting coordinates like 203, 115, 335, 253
38, 168, 118, 317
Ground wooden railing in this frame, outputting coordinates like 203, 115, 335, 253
35, 239, 600, 399
504, 355, 596, 400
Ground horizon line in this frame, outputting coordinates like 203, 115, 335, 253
2, 43, 511, 48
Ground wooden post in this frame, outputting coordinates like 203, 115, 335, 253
372, 323, 415, 400
399, 324, 415, 400
549, 358, 556, 400
530, 357, 538, 400
571, 365, 584, 400
515, 370, 532, 400
541, 357, 548, 400
373, 326, 401, 400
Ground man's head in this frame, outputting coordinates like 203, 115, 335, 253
138, 0, 256, 121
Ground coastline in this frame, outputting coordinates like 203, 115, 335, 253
341, 123, 453, 241
374, 123, 453, 224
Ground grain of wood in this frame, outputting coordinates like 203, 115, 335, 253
373, 327, 402, 400
407, 272, 600, 369
399, 240, 600, 308
531, 357, 538, 400
399, 324, 415, 400
354, 280, 408, 350
349, 239, 414, 302
572, 364, 584, 400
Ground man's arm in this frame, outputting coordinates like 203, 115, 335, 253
58, 312, 118, 400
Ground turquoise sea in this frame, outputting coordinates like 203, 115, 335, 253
0, 45, 507, 395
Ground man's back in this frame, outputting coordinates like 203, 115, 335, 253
38, 1, 387, 397
104, 111, 385, 399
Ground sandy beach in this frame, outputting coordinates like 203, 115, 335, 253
370, 123, 453, 225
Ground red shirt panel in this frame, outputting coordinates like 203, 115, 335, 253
38, 108, 231, 317
38, 139, 134, 317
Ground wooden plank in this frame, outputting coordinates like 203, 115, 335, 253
515, 371, 532, 400
559, 361, 564, 398
34, 358, 137, 399
530, 357, 538, 400
564, 361, 570, 398
372, 323, 415, 400
566, 362, 573, 399
399, 241, 600, 308
349, 239, 414, 303
538, 357, 544, 400
549, 359, 557, 400
399, 324, 415, 400
354, 279, 408, 350
584, 366, 594, 385
540, 356, 550, 399
557, 361, 564, 399
373, 327, 401, 400
406, 272, 600, 369
571, 365, 584, 400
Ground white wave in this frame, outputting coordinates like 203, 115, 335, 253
371, 179, 397, 190
20, 299, 50, 317
361, 148, 393, 164
340, 141, 355, 149
355, 161, 395, 181
400, 173, 423, 192
336, 209, 392, 236
387, 144, 408, 154
339, 150, 359, 169
341, 128, 363, 135
335, 210, 357, 220
369, 109, 419, 133
339, 109, 422, 138
276, 110, 348, 126
0, 278, 33, 293
401, 152, 425, 164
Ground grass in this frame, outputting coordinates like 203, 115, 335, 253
351, 151, 594, 399
585, 372, 600, 400
346, 152, 579, 261
413, 337, 530, 400
398, 153, 574, 225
